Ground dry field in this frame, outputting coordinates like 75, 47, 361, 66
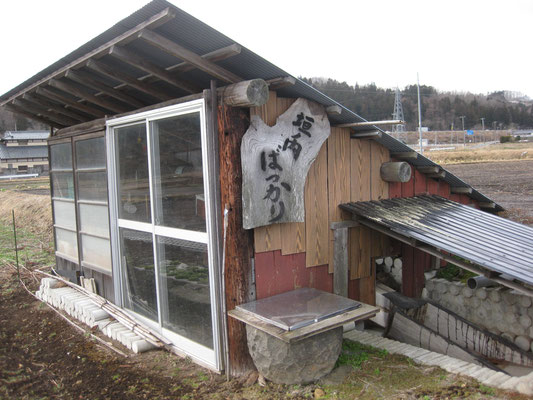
427, 142, 533, 165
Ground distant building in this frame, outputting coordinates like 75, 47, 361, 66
0, 130, 49, 175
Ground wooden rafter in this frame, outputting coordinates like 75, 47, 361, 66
49, 79, 128, 114
108, 45, 199, 93
23, 93, 88, 122
3, 103, 63, 128
86, 59, 172, 102
35, 87, 105, 118
138, 29, 243, 83
112, 43, 242, 90
0, 8, 176, 107
65, 69, 145, 109
12, 99, 77, 126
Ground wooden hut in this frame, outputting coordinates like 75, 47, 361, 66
4, 0, 532, 377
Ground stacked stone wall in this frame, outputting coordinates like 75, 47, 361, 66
425, 278, 533, 352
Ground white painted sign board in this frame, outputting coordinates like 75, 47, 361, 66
241, 98, 330, 229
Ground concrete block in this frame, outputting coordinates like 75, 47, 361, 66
436, 282, 448, 294
520, 315, 532, 329
516, 381, 533, 396
488, 288, 502, 303
515, 335, 531, 352
520, 295, 532, 308
462, 287, 473, 298
132, 340, 157, 354
475, 289, 487, 300
449, 284, 461, 296
425, 280, 436, 291
504, 290, 518, 306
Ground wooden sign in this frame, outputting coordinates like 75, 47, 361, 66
241, 98, 330, 229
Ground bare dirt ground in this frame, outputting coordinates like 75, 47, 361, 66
444, 160, 533, 225
1, 174, 531, 399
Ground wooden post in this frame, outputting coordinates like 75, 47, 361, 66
217, 105, 256, 377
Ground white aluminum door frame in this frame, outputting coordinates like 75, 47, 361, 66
106, 99, 221, 370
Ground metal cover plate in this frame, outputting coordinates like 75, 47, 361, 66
236, 287, 361, 331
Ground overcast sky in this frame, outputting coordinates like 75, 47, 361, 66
1, 0, 532, 98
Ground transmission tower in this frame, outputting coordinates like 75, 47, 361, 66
392, 87, 407, 142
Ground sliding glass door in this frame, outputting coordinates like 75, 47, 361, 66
107, 100, 220, 368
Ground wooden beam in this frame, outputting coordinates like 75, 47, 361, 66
326, 105, 342, 116
22, 93, 88, 122
3, 103, 62, 128
65, 69, 145, 109
335, 119, 405, 129
426, 171, 446, 179
479, 202, 497, 209
115, 43, 243, 90
50, 79, 128, 114
86, 59, 172, 102
265, 76, 296, 90
218, 79, 268, 107
108, 45, 200, 93
12, 99, 78, 127
380, 161, 412, 183
350, 130, 382, 139
391, 151, 418, 160
0, 7, 176, 106
451, 186, 473, 195
330, 221, 359, 230
333, 227, 349, 297
417, 166, 440, 174
138, 29, 243, 84
36, 87, 105, 118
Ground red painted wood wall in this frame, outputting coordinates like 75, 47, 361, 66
255, 160, 479, 301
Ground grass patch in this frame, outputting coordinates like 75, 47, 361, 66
0, 222, 54, 269
428, 142, 533, 165
336, 340, 387, 369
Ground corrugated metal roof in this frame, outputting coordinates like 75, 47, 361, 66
0, 144, 48, 160
0, 0, 500, 208
340, 196, 533, 285
3, 130, 50, 140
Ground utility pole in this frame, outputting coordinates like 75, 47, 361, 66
481, 117, 485, 131
459, 115, 466, 147
417, 73, 423, 154
480, 117, 485, 142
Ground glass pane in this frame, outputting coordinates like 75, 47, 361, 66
116, 124, 151, 223
79, 204, 109, 238
121, 228, 158, 322
157, 236, 212, 348
76, 137, 106, 169
78, 171, 108, 202
55, 227, 78, 259
81, 234, 111, 272
53, 200, 76, 230
151, 113, 206, 232
51, 172, 74, 199
50, 143, 72, 170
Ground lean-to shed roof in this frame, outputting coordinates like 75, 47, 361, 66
341, 196, 533, 288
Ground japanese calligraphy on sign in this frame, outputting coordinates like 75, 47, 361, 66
241, 98, 330, 229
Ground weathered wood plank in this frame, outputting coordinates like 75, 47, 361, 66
228, 303, 379, 343
358, 226, 372, 277
328, 127, 351, 272
370, 141, 388, 200
332, 227, 349, 297
349, 227, 361, 280
217, 105, 256, 376
350, 139, 371, 202
276, 98, 306, 256
305, 144, 329, 267
252, 91, 281, 252
359, 275, 375, 305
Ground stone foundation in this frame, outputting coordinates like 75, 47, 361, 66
425, 278, 533, 353
246, 325, 343, 384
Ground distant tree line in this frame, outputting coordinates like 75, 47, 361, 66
301, 77, 533, 131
